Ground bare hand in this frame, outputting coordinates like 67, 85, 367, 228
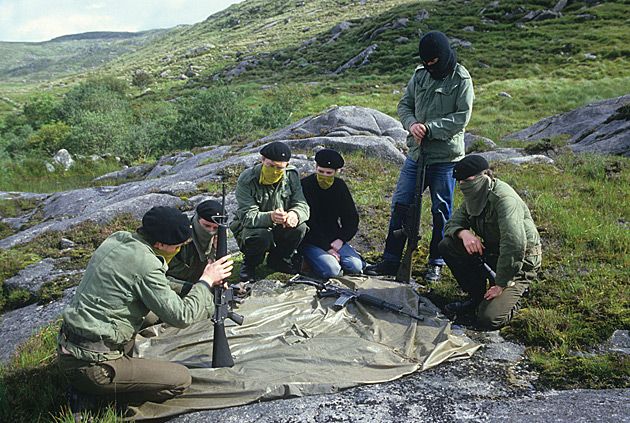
271, 208, 288, 224
327, 248, 341, 262
410, 122, 427, 143
458, 229, 485, 255
284, 211, 299, 228
200, 254, 233, 286
484, 285, 504, 301
330, 239, 343, 251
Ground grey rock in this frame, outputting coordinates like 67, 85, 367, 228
575, 14, 596, 21
392, 18, 409, 29
4, 258, 82, 294
334, 44, 378, 74
607, 330, 630, 355
464, 133, 497, 153
145, 164, 173, 179
0, 287, 76, 363
251, 106, 407, 165
552, 0, 568, 13
89, 154, 102, 161
584, 53, 597, 60
475, 148, 554, 165
301, 37, 317, 47
45, 162, 55, 172
504, 94, 630, 156
498, 91, 512, 98
53, 149, 75, 170
331, 21, 352, 35
463, 25, 475, 32
0, 191, 48, 202
59, 237, 75, 249
477, 61, 490, 68
394, 36, 410, 44
92, 163, 154, 183
415, 9, 429, 21
450, 37, 473, 49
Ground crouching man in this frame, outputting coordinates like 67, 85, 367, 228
439, 155, 542, 330
230, 141, 310, 281
57, 206, 233, 405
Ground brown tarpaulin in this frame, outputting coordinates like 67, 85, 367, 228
129, 276, 479, 420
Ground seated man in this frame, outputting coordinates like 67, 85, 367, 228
167, 200, 222, 295
230, 141, 310, 281
300, 149, 365, 279
57, 206, 233, 405
439, 155, 542, 330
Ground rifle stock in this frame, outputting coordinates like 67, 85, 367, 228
396, 149, 427, 283
211, 181, 244, 368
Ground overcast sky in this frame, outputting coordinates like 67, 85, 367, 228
0, 0, 244, 42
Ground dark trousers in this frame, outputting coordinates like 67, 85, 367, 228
240, 223, 308, 265
383, 157, 456, 266
439, 236, 538, 330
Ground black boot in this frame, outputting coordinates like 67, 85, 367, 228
365, 260, 399, 276
239, 263, 257, 282
444, 296, 481, 315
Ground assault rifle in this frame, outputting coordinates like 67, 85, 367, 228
287, 275, 424, 321
211, 181, 244, 368
395, 148, 427, 283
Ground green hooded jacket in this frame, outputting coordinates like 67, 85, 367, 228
230, 163, 310, 242
59, 231, 215, 362
444, 179, 541, 286
398, 63, 474, 166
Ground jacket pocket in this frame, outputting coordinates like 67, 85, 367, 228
434, 84, 459, 114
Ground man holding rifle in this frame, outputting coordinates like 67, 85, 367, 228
439, 155, 542, 329
57, 206, 233, 405
366, 31, 474, 282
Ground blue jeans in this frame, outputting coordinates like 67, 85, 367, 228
382, 157, 456, 267
301, 243, 365, 279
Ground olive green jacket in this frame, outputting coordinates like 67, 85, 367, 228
59, 231, 215, 362
398, 63, 474, 166
167, 213, 216, 286
230, 163, 310, 242
444, 179, 542, 287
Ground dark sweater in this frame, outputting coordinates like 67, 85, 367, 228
300, 174, 359, 251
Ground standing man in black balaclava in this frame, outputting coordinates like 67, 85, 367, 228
366, 31, 475, 283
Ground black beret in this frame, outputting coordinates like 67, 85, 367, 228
260, 141, 291, 161
453, 155, 490, 181
315, 149, 345, 169
196, 200, 222, 221
142, 206, 192, 245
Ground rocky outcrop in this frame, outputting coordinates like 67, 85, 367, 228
249, 106, 407, 163
334, 44, 378, 74
503, 95, 630, 157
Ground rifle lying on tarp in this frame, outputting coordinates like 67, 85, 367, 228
394, 147, 427, 283
211, 181, 244, 368
287, 275, 424, 321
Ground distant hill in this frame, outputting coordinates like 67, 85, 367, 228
0, 29, 172, 81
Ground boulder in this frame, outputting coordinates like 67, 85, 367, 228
53, 149, 74, 170
92, 163, 154, 183
464, 133, 497, 153
250, 106, 407, 164
503, 94, 630, 156
4, 257, 83, 294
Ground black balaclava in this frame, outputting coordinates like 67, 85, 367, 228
419, 31, 457, 80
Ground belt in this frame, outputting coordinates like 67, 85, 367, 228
61, 325, 124, 354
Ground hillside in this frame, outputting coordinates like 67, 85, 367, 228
0, 29, 172, 82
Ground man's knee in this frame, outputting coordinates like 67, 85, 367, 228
477, 303, 513, 330
242, 228, 273, 252
342, 257, 364, 275
320, 260, 342, 279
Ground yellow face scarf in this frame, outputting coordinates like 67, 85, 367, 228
259, 164, 285, 185
316, 174, 335, 190
153, 246, 181, 265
